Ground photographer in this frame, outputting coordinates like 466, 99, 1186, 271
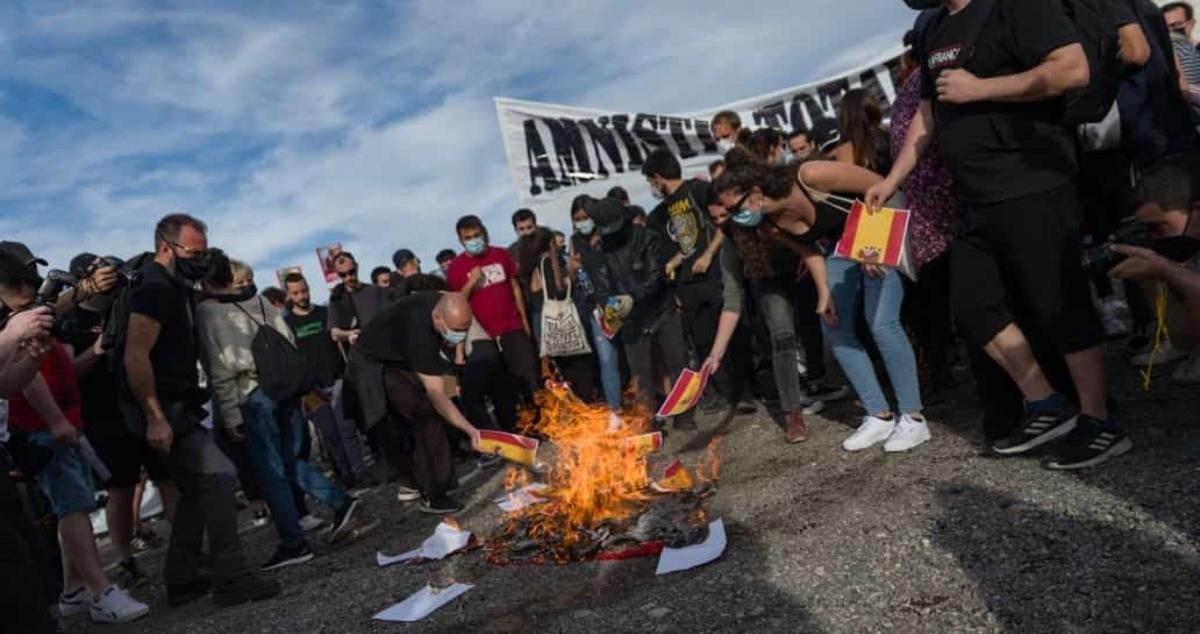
0, 247, 150, 624
0, 240, 121, 321
1112, 154, 1200, 356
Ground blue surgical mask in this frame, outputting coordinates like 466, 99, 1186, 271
574, 219, 595, 235
732, 208, 763, 227
463, 237, 487, 256
441, 328, 467, 345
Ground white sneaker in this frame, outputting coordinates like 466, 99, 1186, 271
1171, 348, 1200, 385
607, 411, 623, 431
396, 485, 421, 502
298, 514, 326, 532
842, 415, 896, 452
801, 398, 826, 416
884, 413, 932, 453
89, 585, 149, 624
58, 587, 92, 618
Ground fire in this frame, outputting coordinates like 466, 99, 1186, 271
488, 377, 722, 564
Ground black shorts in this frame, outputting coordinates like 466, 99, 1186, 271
950, 184, 1102, 354
86, 418, 171, 487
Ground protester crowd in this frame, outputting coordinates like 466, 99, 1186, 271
2, 0, 1200, 630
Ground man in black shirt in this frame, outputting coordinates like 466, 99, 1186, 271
355, 292, 481, 513
282, 272, 371, 488
869, 0, 1129, 469
122, 213, 279, 606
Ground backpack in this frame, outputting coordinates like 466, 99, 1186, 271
234, 297, 317, 403
914, 0, 1120, 125
104, 251, 158, 371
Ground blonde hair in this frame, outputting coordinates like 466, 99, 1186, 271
230, 259, 254, 288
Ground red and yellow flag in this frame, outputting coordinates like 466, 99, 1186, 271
622, 431, 663, 456
834, 200, 915, 278
656, 368, 710, 418
301, 390, 331, 417
651, 459, 694, 492
478, 430, 540, 467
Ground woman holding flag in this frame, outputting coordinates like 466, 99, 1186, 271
703, 149, 929, 454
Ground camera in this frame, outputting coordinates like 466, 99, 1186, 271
1082, 221, 1154, 274
34, 269, 79, 308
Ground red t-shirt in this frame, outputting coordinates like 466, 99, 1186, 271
447, 246, 524, 338
7, 340, 84, 432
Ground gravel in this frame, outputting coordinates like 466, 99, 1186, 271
69, 353, 1200, 633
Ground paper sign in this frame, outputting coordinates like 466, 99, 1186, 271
372, 583, 473, 622
622, 431, 663, 456
477, 430, 540, 467
275, 265, 303, 287
651, 460, 694, 493
316, 243, 344, 284
594, 307, 619, 340
656, 368, 710, 418
655, 518, 726, 575
494, 482, 550, 513
833, 201, 915, 279
376, 520, 472, 567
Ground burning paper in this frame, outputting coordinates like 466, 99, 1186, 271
377, 519, 472, 567
372, 583, 473, 622
655, 518, 726, 575
622, 431, 663, 457
478, 430, 539, 467
656, 368, 710, 418
651, 460, 694, 493
494, 483, 550, 513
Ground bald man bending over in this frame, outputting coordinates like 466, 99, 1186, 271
354, 291, 481, 514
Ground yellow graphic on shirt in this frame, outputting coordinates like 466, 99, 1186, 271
666, 195, 700, 258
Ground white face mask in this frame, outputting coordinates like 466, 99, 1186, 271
649, 183, 665, 200
716, 138, 736, 155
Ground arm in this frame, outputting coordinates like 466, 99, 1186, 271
197, 307, 245, 429
22, 373, 79, 445
124, 313, 173, 452
1118, 22, 1150, 68
510, 279, 531, 334
866, 100, 934, 207
0, 307, 52, 390
800, 160, 883, 198
70, 340, 103, 378
0, 350, 44, 397
631, 231, 668, 301
417, 372, 479, 446
701, 246, 744, 375
691, 225, 725, 275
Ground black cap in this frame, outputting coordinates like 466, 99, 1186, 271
0, 241, 48, 268
435, 248, 456, 264
391, 248, 417, 269
69, 252, 101, 278
583, 197, 626, 233
809, 118, 841, 153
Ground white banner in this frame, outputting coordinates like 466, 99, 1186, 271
494, 48, 905, 227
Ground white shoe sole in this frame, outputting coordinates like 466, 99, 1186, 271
884, 431, 932, 453
1044, 437, 1133, 470
260, 552, 314, 572
330, 499, 361, 539
89, 604, 150, 624
842, 430, 894, 452
992, 417, 1077, 455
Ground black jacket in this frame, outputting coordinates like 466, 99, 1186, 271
591, 223, 673, 333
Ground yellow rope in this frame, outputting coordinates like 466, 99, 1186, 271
1141, 282, 1171, 391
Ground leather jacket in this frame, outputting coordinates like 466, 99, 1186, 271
590, 223, 673, 333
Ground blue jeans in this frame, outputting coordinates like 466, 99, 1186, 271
29, 430, 95, 518
590, 317, 623, 410
822, 257, 922, 415
241, 389, 306, 548
286, 406, 349, 512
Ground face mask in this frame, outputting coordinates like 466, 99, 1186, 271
777, 149, 794, 166
600, 219, 624, 236
441, 328, 467, 345
1153, 235, 1200, 262
732, 208, 764, 228
650, 185, 665, 200
175, 252, 212, 281
903, 0, 941, 9
464, 237, 487, 256
574, 219, 595, 235
716, 138, 735, 155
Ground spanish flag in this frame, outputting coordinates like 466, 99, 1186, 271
477, 430, 539, 467
301, 390, 331, 417
656, 368, 710, 418
623, 431, 663, 456
651, 459, 694, 492
834, 200, 916, 280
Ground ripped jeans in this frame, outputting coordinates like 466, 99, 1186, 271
753, 279, 809, 413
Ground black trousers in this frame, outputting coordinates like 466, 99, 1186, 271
381, 369, 457, 499
624, 312, 693, 424
902, 251, 954, 385
461, 339, 519, 431
0, 451, 56, 634
677, 279, 745, 400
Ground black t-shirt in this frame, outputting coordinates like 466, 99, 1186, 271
284, 304, 345, 387
919, 0, 1080, 203
57, 309, 121, 426
648, 179, 720, 285
328, 283, 387, 331
127, 262, 202, 403
354, 292, 451, 375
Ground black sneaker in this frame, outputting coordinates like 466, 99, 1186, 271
112, 557, 150, 590
419, 495, 464, 515
805, 381, 850, 402
992, 401, 1079, 456
259, 543, 314, 572
1044, 416, 1133, 470
329, 498, 361, 540
212, 573, 282, 608
166, 579, 210, 608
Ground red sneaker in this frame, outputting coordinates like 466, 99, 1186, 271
785, 411, 809, 444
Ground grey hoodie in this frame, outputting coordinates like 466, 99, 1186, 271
197, 295, 294, 428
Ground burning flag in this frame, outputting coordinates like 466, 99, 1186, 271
833, 200, 916, 280
651, 460, 694, 493
622, 431, 663, 456
477, 430, 539, 467
656, 368, 710, 418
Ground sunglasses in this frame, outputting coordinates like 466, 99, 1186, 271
730, 192, 751, 212
337, 267, 358, 279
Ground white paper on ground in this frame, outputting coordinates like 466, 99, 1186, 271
376, 521, 473, 567
372, 583, 473, 622
655, 518, 726, 575
494, 482, 550, 512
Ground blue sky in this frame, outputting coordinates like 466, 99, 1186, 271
0, 1, 911, 296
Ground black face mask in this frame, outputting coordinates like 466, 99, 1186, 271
1153, 235, 1200, 262
904, 0, 942, 9
175, 252, 213, 281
